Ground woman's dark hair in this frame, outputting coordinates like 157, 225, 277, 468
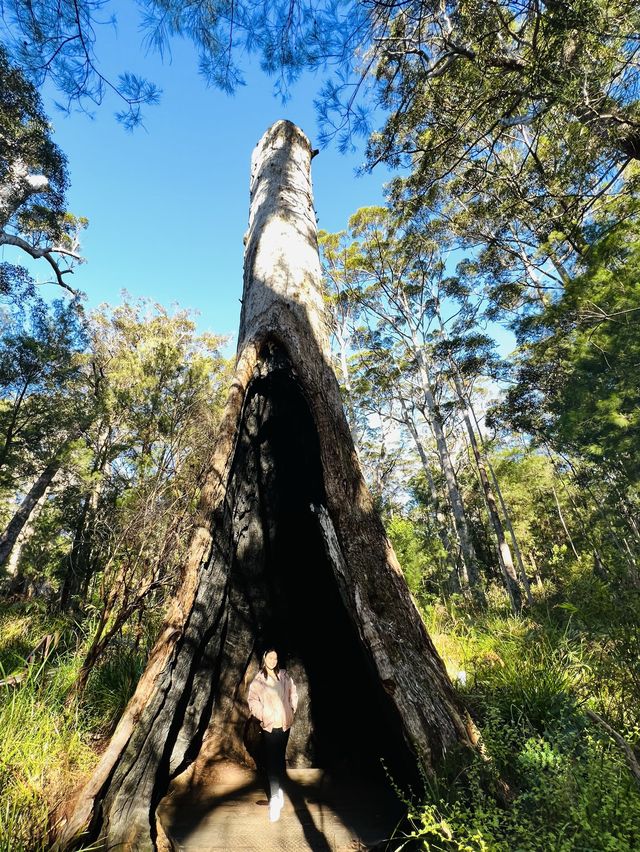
260, 647, 280, 678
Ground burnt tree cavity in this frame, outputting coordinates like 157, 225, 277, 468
58, 121, 477, 851
205, 341, 416, 785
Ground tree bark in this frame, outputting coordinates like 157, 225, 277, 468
528, 550, 544, 588
431, 299, 522, 611
57, 121, 478, 851
0, 156, 49, 230
551, 482, 580, 559
486, 458, 534, 606
0, 457, 61, 569
398, 397, 457, 574
2, 477, 52, 593
414, 347, 484, 600
452, 376, 522, 613
59, 464, 103, 610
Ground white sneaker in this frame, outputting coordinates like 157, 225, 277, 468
277, 788, 284, 807
269, 796, 282, 822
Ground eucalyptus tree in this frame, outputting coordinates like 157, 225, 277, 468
59, 121, 479, 851
345, 338, 462, 585
367, 0, 640, 287
498, 209, 640, 483
0, 295, 87, 481
323, 203, 546, 610
485, 196, 640, 585
439, 352, 524, 610
59, 299, 230, 624
319, 229, 368, 452
0, 294, 89, 582
0, 46, 86, 293
321, 205, 486, 600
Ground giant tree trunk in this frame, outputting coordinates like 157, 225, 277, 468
57, 121, 478, 851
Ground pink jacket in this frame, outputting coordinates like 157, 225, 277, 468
248, 669, 298, 733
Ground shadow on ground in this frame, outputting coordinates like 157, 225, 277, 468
158, 761, 417, 851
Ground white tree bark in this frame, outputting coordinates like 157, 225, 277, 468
3, 480, 52, 584
239, 121, 330, 356
0, 156, 48, 229
413, 345, 484, 597
0, 458, 61, 568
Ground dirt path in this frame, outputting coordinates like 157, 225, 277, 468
158, 762, 411, 851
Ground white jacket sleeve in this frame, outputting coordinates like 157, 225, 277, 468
247, 678, 263, 722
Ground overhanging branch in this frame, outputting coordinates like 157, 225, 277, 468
0, 231, 81, 294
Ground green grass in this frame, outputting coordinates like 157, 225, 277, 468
0, 603, 143, 850
2, 563, 640, 851
0, 655, 94, 850
405, 578, 640, 851
82, 647, 146, 734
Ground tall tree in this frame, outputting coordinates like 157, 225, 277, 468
58, 299, 229, 617
497, 208, 640, 485
58, 121, 477, 850
0, 293, 88, 591
0, 294, 87, 484
321, 206, 488, 598
0, 46, 86, 292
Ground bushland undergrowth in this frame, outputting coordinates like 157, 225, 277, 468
0, 600, 148, 849
401, 570, 640, 850
1, 565, 639, 849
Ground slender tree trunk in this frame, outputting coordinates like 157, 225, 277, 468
398, 397, 456, 575
60, 427, 110, 610
431, 302, 522, 611
0, 457, 62, 569
464, 413, 530, 602
546, 449, 612, 570
0, 378, 31, 471
551, 483, 580, 559
413, 348, 484, 602
509, 225, 551, 308
2, 478, 53, 593
59, 485, 100, 611
528, 551, 544, 588
455, 380, 522, 613
486, 458, 534, 606
621, 537, 640, 588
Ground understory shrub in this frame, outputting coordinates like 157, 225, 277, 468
404, 718, 640, 851
0, 603, 147, 849
406, 597, 640, 850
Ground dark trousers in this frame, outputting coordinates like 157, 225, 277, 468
262, 726, 290, 799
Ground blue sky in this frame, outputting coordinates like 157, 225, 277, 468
7, 5, 391, 350
2, 3, 514, 357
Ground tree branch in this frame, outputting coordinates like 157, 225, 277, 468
586, 709, 640, 787
0, 231, 81, 294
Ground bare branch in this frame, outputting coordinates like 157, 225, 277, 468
0, 231, 81, 294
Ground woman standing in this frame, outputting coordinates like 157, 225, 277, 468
248, 647, 298, 822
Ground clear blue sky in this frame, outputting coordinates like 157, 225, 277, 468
13, 4, 391, 350
2, 2, 514, 357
